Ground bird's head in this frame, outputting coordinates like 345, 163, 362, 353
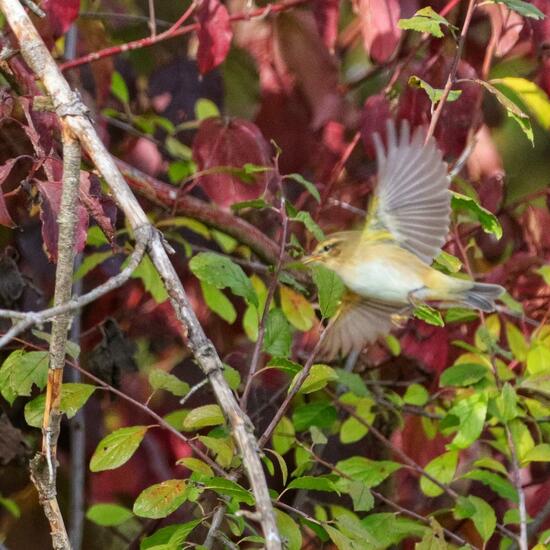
302, 232, 357, 271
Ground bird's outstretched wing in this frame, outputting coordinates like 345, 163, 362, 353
319, 293, 406, 359
362, 120, 451, 264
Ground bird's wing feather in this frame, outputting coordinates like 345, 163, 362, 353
362, 120, 451, 264
319, 293, 406, 359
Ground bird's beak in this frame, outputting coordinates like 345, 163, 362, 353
302, 254, 320, 265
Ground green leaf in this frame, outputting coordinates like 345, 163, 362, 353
290, 364, 337, 394
324, 524, 363, 550
462, 469, 518, 501
0, 496, 20, 518
509, 418, 535, 462
267, 356, 302, 376
492, 77, 550, 130
111, 71, 129, 104
292, 402, 337, 431
415, 518, 447, 550
149, 369, 189, 397
90, 426, 149, 472
310, 264, 345, 318
287, 475, 340, 493
362, 514, 427, 547
0, 350, 49, 405
434, 250, 462, 273
275, 509, 302, 550
420, 451, 458, 497
473, 456, 508, 475
285, 173, 321, 203
198, 435, 234, 468
440, 363, 488, 387
292, 210, 325, 242
537, 265, 550, 285
409, 76, 462, 104
413, 304, 444, 326
403, 383, 429, 406
451, 190, 503, 238
527, 343, 550, 375
200, 281, 237, 324
24, 383, 96, 428
140, 520, 201, 550
194, 98, 220, 120
280, 285, 315, 332
183, 405, 224, 431
223, 364, 241, 391
201, 476, 254, 505
74, 250, 113, 281
506, 323, 528, 362
177, 457, 214, 476
273, 416, 295, 455
521, 443, 550, 464
336, 457, 401, 488
340, 398, 375, 444
263, 308, 292, 357
231, 198, 268, 211
347, 480, 374, 512
130, 254, 169, 303
86, 503, 133, 527
493, 382, 518, 422
158, 216, 210, 238
335, 369, 369, 397
133, 479, 187, 519
493, 0, 544, 20
447, 392, 488, 450
476, 79, 533, 144
189, 252, 258, 306
454, 495, 496, 543
398, 6, 451, 37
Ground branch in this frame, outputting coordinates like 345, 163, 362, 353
0, 3, 281, 546
240, 196, 289, 411
258, 326, 330, 448
29, 128, 81, 550
116, 159, 287, 267
425, 0, 478, 143
0, 229, 149, 349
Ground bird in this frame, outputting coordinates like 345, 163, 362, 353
303, 120, 505, 359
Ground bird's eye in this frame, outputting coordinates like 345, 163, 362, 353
322, 244, 333, 253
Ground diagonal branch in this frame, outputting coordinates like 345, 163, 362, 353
0, 2, 281, 547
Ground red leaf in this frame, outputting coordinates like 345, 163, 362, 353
275, 10, 343, 129
79, 172, 117, 243
313, 0, 340, 51
482, 3, 523, 58
196, 0, 233, 75
192, 117, 272, 208
0, 157, 28, 228
354, 0, 402, 63
42, 0, 80, 38
35, 179, 88, 262
360, 93, 392, 158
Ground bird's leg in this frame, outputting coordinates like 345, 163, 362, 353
407, 287, 427, 309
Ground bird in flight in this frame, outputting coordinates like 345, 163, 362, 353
303, 120, 505, 359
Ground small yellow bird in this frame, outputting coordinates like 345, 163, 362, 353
304, 121, 505, 359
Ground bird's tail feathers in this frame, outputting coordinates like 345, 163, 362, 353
460, 282, 505, 312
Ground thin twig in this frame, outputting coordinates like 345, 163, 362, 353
59, 0, 308, 72
258, 325, 330, 448
425, 0, 478, 143
241, 197, 289, 411
147, 0, 157, 37
0, 232, 150, 349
